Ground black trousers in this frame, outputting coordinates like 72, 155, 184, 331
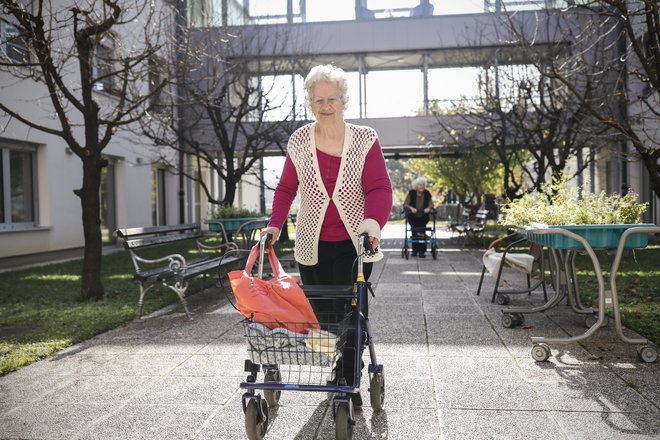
407, 213, 429, 253
299, 239, 371, 387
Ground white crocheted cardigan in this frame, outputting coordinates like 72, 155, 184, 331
287, 122, 384, 265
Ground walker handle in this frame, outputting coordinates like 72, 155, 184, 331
258, 233, 273, 279
360, 232, 376, 256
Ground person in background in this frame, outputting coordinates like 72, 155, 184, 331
410, 0, 434, 17
404, 176, 432, 257
261, 64, 393, 409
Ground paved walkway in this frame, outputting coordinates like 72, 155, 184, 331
1, 224, 659, 439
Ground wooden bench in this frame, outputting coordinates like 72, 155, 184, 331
115, 223, 244, 320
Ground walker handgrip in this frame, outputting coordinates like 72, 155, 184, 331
360, 232, 375, 256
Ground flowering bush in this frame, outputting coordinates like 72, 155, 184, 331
500, 174, 648, 227
208, 204, 259, 218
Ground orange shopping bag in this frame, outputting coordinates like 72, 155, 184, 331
228, 242, 320, 333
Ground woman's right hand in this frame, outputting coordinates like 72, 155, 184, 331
410, 207, 418, 214
260, 226, 281, 245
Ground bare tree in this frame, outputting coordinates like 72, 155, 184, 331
0, 0, 170, 300
427, 61, 606, 200
503, 64, 609, 186
141, 25, 308, 210
505, 1, 660, 199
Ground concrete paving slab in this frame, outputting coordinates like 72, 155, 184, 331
528, 371, 659, 413
551, 410, 660, 439
134, 375, 239, 405
439, 408, 563, 439
76, 404, 217, 440
0, 402, 115, 440
42, 375, 160, 404
431, 358, 545, 411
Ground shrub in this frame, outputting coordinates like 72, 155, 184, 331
500, 174, 648, 227
208, 204, 260, 218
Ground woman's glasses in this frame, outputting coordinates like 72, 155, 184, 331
312, 96, 341, 107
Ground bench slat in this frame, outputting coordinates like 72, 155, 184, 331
135, 254, 243, 282
122, 231, 205, 250
116, 223, 199, 240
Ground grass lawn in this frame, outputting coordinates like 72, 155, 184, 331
0, 239, 295, 376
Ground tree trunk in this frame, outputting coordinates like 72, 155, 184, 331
223, 180, 237, 206
78, 155, 105, 301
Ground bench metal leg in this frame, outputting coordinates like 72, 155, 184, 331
137, 282, 156, 318
164, 280, 193, 320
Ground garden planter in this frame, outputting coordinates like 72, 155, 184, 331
526, 223, 655, 250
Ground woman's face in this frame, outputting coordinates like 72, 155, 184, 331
416, 182, 426, 192
310, 81, 344, 125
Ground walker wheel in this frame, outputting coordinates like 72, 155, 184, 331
638, 346, 658, 363
369, 372, 385, 411
335, 402, 353, 440
263, 369, 282, 407
245, 398, 268, 440
531, 343, 551, 362
496, 294, 510, 305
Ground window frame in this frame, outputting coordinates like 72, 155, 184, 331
0, 139, 39, 230
93, 35, 121, 96
0, 16, 29, 64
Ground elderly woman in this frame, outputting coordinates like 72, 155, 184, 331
262, 64, 392, 409
404, 176, 432, 257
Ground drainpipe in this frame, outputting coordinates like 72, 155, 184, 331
175, 0, 187, 224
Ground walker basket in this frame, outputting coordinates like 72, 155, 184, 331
243, 311, 354, 368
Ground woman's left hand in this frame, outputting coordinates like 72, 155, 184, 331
369, 236, 380, 249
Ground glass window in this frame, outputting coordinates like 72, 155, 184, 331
428, 67, 482, 112
189, 0, 224, 27
433, 0, 485, 15
225, 0, 302, 25
0, 143, 37, 228
365, 69, 423, 117
484, 0, 567, 12
152, 167, 167, 226
305, 0, 355, 22
0, 16, 29, 63
148, 55, 165, 114
93, 36, 119, 95
259, 73, 306, 121
366, 0, 420, 18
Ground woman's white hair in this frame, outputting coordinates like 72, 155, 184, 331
412, 176, 427, 188
304, 64, 349, 111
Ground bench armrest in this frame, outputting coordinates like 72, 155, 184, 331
196, 237, 239, 254
132, 253, 187, 274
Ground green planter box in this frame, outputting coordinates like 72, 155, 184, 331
206, 217, 269, 234
527, 224, 655, 250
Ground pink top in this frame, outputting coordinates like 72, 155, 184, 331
269, 138, 392, 241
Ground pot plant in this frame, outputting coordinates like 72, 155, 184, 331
205, 205, 269, 235
499, 174, 651, 249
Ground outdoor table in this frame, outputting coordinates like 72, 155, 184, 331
501, 225, 658, 363
205, 216, 270, 248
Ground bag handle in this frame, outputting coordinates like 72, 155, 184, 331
243, 241, 285, 279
